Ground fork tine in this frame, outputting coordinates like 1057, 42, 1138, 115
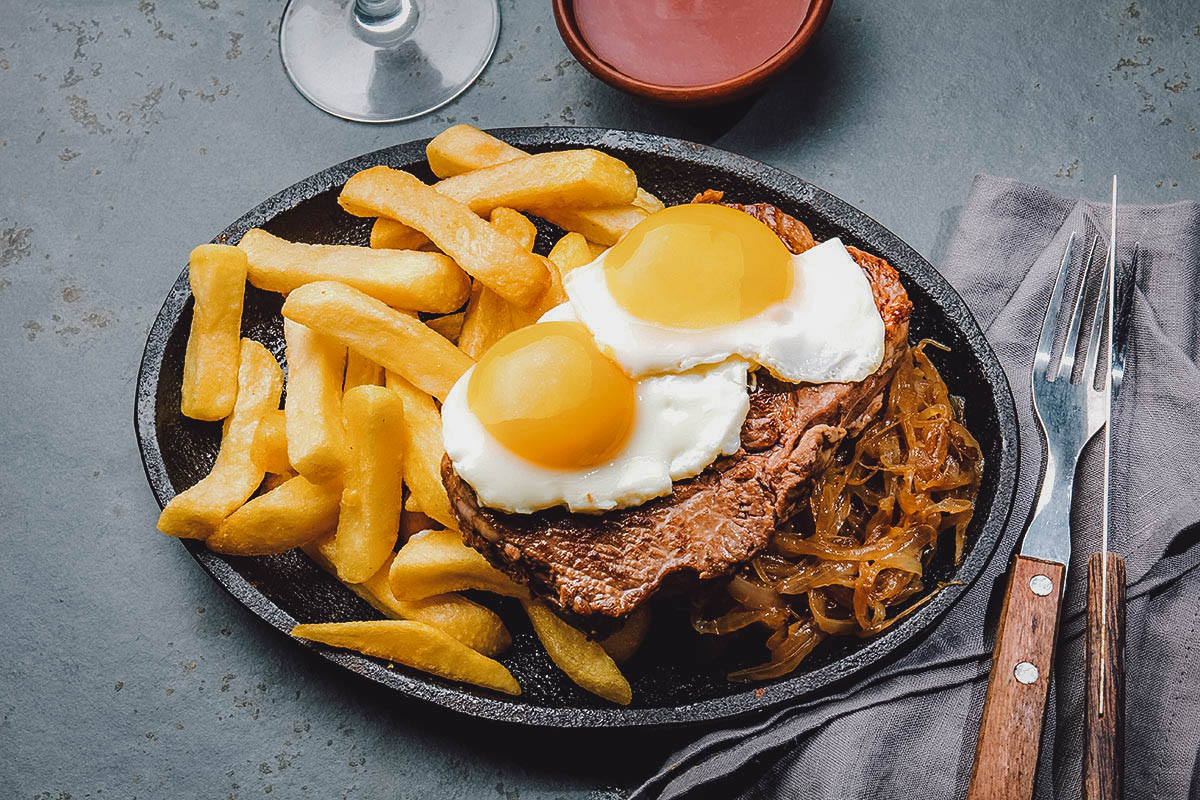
1035, 232, 1076, 380
1083, 245, 1111, 391
1060, 235, 1100, 382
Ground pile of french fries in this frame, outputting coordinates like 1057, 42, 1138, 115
157, 125, 663, 705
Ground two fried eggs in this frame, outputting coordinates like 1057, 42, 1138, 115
441, 203, 885, 514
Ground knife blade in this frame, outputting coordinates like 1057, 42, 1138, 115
1082, 175, 1126, 800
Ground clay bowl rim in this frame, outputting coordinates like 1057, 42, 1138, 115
552, 0, 835, 105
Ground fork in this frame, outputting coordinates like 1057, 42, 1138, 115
966, 232, 1110, 800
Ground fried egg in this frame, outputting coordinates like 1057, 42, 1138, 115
563, 203, 885, 383
440, 319, 749, 514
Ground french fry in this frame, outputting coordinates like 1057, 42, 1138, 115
158, 340, 283, 539
384, 373, 456, 527
282, 281, 474, 402
433, 149, 638, 216
424, 125, 648, 245
455, 208, 544, 352
599, 606, 651, 665
633, 187, 666, 214
180, 244, 247, 421
522, 600, 632, 705
389, 528, 529, 601
541, 204, 649, 247
586, 240, 609, 260
250, 408, 290, 475
523, 255, 569, 320
488, 207, 538, 251
343, 350, 383, 390
369, 217, 431, 251
426, 312, 465, 343
206, 473, 341, 555
283, 319, 349, 483
338, 166, 548, 309
426, 124, 526, 178
548, 232, 595, 277
237, 228, 467, 313
326, 386, 404, 583
291, 620, 520, 695
458, 285, 513, 360
304, 542, 511, 657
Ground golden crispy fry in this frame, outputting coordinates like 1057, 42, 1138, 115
543, 204, 648, 247
633, 187, 665, 214
326, 386, 405, 583
237, 228, 468, 313
283, 319, 348, 483
525, 255, 569, 320
599, 606, 651, 665
488, 207, 538, 251
359, 556, 510, 656
384, 373, 456, 527
291, 620, 520, 695
433, 149, 637, 216
424, 125, 648, 245
370, 217, 431, 250
548, 232, 596, 277
206, 473, 341, 555
426, 124, 526, 178
522, 600, 632, 705
389, 528, 529, 601
426, 312, 465, 344
455, 208, 545, 350
158, 340, 283, 539
282, 281, 474, 402
304, 542, 511, 657
181, 244, 248, 421
343, 349, 383, 390
458, 283, 515, 359
339, 167, 548, 309
250, 408, 290, 475
586, 240, 609, 260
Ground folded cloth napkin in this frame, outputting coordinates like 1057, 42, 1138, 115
631, 175, 1200, 800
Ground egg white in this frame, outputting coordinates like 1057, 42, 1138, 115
441, 358, 750, 514
563, 237, 886, 383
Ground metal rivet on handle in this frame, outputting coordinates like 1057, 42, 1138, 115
1014, 661, 1039, 684
1029, 574, 1053, 596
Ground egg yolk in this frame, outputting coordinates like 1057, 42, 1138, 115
602, 203, 793, 329
467, 321, 637, 469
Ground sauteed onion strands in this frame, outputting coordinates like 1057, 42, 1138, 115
692, 341, 984, 681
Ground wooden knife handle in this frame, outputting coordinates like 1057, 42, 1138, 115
967, 555, 1066, 800
1083, 552, 1126, 800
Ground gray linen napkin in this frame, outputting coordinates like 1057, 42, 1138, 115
631, 175, 1200, 800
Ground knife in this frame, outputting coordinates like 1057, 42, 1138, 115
1082, 177, 1127, 800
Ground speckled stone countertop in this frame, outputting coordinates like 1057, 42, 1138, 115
1, 1, 1195, 798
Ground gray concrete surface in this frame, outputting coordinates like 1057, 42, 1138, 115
0, 0, 1195, 798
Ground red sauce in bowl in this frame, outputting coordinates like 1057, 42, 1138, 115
572, 0, 814, 88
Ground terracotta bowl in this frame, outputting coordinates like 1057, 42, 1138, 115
552, 0, 834, 106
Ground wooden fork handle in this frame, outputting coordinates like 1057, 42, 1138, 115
967, 555, 1066, 800
1083, 552, 1126, 800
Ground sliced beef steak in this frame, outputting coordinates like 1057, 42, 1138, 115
442, 194, 913, 630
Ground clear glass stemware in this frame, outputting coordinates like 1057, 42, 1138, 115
280, 0, 500, 123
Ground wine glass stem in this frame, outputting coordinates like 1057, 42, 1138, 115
355, 0, 418, 43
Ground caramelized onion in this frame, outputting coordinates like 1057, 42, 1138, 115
693, 341, 983, 680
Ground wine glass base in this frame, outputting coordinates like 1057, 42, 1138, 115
280, 0, 500, 123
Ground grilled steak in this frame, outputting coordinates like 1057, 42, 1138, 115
442, 193, 913, 630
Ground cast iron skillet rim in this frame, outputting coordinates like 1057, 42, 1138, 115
135, 126, 1019, 729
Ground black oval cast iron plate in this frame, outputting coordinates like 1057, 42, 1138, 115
135, 127, 1019, 729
